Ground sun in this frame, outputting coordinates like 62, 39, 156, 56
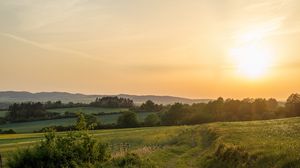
230, 44, 272, 79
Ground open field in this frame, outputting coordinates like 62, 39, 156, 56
0, 107, 128, 118
46, 107, 129, 115
1, 117, 300, 167
0, 112, 155, 133
0, 110, 8, 117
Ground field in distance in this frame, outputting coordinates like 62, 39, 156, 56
0, 107, 154, 133
46, 107, 129, 115
0, 110, 8, 118
0, 107, 129, 118
1, 117, 300, 167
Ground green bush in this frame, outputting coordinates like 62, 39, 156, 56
7, 115, 110, 168
117, 111, 139, 128
0, 129, 16, 134
144, 114, 160, 126
7, 130, 110, 168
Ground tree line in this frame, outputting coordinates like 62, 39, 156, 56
36, 93, 300, 132
1, 97, 158, 124
160, 93, 300, 126
6, 102, 59, 122
2, 94, 300, 130
90, 96, 134, 108
103, 93, 300, 128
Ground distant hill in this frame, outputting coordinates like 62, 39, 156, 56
0, 91, 210, 109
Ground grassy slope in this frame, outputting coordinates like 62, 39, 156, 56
148, 117, 300, 168
1, 117, 300, 167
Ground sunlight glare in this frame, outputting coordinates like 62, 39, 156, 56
230, 44, 272, 79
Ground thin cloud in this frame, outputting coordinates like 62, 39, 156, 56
0, 33, 103, 61
245, 0, 288, 11
271, 25, 300, 36
234, 16, 286, 43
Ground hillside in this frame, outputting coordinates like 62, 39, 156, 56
1, 117, 300, 167
0, 91, 209, 108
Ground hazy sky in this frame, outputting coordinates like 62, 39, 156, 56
1, 0, 300, 99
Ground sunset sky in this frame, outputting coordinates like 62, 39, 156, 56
1, 0, 300, 100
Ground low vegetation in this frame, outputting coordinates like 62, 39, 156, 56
1, 117, 300, 167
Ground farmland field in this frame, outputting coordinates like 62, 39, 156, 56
46, 107, 129, 115
0, 110, 8, 117
0, 107, 128, 118
0, 111, 155, 133
1, 117, 300, 167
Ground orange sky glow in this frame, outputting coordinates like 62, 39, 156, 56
1, 0, 300, 100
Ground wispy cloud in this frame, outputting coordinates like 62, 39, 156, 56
241, 0, 300, 38
0, 32, 103, 61
245, 0, 288, 11
235, 16, 286, 43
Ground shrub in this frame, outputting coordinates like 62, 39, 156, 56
117, 111, 139, 128
7, 131, 110, 168
7, 114, 110, 168
144, 114, 160, 126
0, 129, 16, 134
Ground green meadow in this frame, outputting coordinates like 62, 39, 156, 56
0, 110, 8, 117
1, 117, 300, 167
0, 110, 155, 133
46, 107, 129, 115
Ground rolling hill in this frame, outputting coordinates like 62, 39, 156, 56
0, 91, 210, 108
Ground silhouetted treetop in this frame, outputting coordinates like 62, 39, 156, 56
90, 97, 134, 108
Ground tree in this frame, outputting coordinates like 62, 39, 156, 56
252, 99, 268, 119
117, 111, 139, 128
0, 129, 16, 134
85, 114, 100, 128
286, 93, 300, 117
139, 100, 162, 112
0, 117, 6, 125
214, 97, 225, 120
6, 102, 50, 122
144, 114, 160, 126
75, 113, 101, 130
75, 113, 87, 131
267, 98, 278, 112
90, 97, 134, 108
238, 99, 253, 121
161, 103, 190, 125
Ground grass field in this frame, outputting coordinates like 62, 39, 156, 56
0, 112, 155, 133
1, 117, 300, 167
0, 110, 8, 117
46, 107, 128, 115
0, 107, 128, 118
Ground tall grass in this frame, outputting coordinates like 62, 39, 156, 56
1, 117, 300, 167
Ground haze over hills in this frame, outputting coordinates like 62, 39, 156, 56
0, 91, 210, 109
